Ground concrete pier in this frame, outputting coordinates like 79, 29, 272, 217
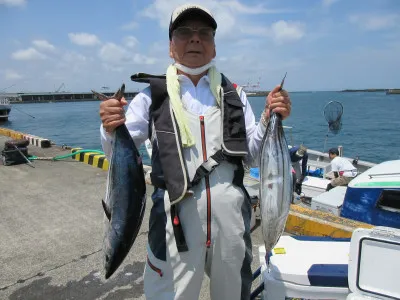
0, 129, 373, 299
0, 134, 266, 300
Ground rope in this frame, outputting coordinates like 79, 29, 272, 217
28, 149, 105, 161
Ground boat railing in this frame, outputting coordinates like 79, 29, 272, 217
368, 173, 400, 179
0, 97, 10, 105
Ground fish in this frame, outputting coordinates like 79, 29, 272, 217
92, 84, 147, 279
259, 74, 292, 266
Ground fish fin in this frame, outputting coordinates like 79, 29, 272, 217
102, 199, 111, 221
91, 90, 109, 101
113, 83, 125, 100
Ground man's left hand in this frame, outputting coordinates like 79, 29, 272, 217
264, 85, 292, 120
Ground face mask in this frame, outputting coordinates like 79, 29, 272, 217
174, 60, 215, 75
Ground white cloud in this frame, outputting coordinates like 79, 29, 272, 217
133, 53, 156, 65
98, 42, 157, 68
142, 0, 183, 28
62, 51, 87, 63
220, 0, 292, 14
322, 0, 339, 7
121, 21, 138, 30
68, 32, 101, 46
142, 0, 291, 32
271, 20, 305, 43
98, 43, 132, 64
0, 0, 26, 7
240, 20, 305, 43
149, 41, 167, 54
12, 48, 46, 60
140, 0, 301, 43
57, 52, 88, 74
32, 40, 56, 51
349, 14, 399, 31
5, 69, 23, 80
123, 36, 138, 49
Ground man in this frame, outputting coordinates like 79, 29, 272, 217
289, 144, 308, 195
99, 4, 291, 299
326, 147, 357, 191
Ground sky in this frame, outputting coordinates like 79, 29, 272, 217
1, 0, 399, 93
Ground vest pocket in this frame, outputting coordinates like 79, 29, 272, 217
224, 98, 246, 139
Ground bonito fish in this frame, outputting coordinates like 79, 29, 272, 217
92, 84, 146, 279
259, 75, 292, 265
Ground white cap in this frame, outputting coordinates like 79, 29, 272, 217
169, 4, 217, 40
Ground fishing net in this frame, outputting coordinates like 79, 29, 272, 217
322, 101, 343, 152
324, 101, 343, 135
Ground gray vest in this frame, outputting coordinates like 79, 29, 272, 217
131, 73, 248, 203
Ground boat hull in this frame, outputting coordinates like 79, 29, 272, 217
0, 100, 11, 121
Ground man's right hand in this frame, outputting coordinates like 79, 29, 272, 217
99, 97, 128, 133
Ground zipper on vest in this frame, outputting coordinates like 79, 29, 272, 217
200, 115, 212, 248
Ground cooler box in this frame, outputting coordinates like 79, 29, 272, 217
259, 236, 351, 299
302, 176, 331, 199
311, 186, 347, 216
346, 226, 400, 299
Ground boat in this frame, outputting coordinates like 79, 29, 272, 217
253, 226, 400, 299
0, 96, 12, 121
145, 135, 400, 228
248, 140, 376, 200
319, 160, 400, 227
247, 143, 400, 229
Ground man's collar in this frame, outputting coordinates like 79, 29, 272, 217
177, 73, 210, 84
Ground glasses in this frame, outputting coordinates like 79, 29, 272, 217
173, 27, 215, 41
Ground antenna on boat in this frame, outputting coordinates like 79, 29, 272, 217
322, 100, 343, 153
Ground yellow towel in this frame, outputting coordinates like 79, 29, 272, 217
166, 64, 222, 148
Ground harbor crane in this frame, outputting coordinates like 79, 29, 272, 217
55, 83, 65, 93
241, 77, 261, 90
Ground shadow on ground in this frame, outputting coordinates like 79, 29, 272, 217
8, 262, 145, 300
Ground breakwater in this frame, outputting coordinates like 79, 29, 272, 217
341, 89, 387, 92
341, 88, 400, 94
6, 91, 138, 104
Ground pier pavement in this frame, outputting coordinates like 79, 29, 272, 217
0, 134, 265, 300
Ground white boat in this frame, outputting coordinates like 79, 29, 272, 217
0, 96, 11, 121
310, 159, 400, 227
254, 226, 400, 299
